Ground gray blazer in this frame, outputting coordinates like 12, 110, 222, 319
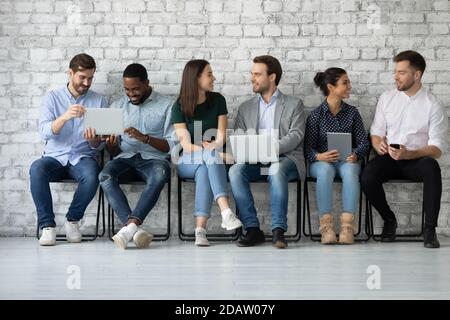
233, 90, 306, 181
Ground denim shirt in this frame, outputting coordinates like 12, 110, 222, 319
112, 90, 175, 163
38, 85, 108, 166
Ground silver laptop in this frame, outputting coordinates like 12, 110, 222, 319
83, 108, 124, 135
327, 132, 352, 161
229, 135, 279, 163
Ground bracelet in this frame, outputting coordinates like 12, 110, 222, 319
145, 135, 151, 144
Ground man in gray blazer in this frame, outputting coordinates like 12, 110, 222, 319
229, 55, 306, 248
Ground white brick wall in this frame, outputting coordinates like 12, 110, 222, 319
0, 0, 450, 236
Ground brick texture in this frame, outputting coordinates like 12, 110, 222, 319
0, 0, 449, 237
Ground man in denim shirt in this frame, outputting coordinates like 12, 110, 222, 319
30, 53, 108, 246
99, 63, 175, 250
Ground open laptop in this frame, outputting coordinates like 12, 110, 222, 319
229, 134, 279, 164
327, 132, 352, 161
83, 108, 124, 135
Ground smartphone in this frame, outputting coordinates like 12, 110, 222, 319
389, 143, 400, 149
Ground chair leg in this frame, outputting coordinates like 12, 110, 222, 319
302, 180, 308, 237
153, 179, 171, 241
369, 199, 425, 242
284, 180, 301, 242
178, 176, 239, 241
354, 189, 370, 242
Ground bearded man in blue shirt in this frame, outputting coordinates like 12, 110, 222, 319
30, 53, 107, 246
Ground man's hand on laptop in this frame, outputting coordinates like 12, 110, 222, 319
105, 134, 118, 147
84, 127, 104, 148
316, 150, 340, 163
124, 127, 147, 143
64, 104, 86, 121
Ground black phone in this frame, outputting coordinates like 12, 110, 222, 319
389, 143, 400, 149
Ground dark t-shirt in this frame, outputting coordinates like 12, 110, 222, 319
171, 92, 228, 144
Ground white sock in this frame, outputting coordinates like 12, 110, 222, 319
221, 208, 233, 218
195, 227, 206, 232
126, 222, 138, 234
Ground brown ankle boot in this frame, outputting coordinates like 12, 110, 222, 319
339, 213, 355, 244
319, 213, 337, 244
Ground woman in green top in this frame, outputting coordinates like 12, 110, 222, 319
172, 59, 243, 246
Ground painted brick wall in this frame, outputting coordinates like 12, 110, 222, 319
0, 0, 449, 237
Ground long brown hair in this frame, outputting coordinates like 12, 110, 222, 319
177, 59, 210, 118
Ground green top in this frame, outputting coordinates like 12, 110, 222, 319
171, 92, 228, 144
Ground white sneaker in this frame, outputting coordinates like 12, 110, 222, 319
133, 228, 153, 249
195, 227, 210, 246
39, 227, 56, 246
65, 221, 82, 243
112, 223, 138, 249
221, 209, 243, 231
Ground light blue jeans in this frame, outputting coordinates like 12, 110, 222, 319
309, 161, 361, 216
176, 149, 228, 217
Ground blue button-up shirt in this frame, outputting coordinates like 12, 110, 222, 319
305, 100, 369, 163
112, 90, 175, 163
258, 89, 279, 135
38, 85, 108, 166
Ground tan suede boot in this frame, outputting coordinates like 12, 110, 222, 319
339, 213, 355, 244
319, 213, 337, 244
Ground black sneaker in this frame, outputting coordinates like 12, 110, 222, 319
272, 228, 287, 249
237, 227, 265, 247
380, 218, 397, 242
424, 227, 440, 249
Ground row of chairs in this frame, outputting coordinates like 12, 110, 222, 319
38, 157, 425, 243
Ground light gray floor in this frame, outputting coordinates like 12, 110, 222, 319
1, 237, 449, 300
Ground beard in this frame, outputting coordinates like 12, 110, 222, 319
396, 78, 415, 91
252, 82, 270, 94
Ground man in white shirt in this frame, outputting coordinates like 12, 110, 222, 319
361, 50, 448, 248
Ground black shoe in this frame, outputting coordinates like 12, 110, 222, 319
424, 227, 440, 249
272, 228, 287, 249
237, 227, 265, 247
380, 218, 397, 242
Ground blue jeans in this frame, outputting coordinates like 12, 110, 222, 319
176, 149, 228, 217
228, 157, 299, 231
309, 161, 361, 216
30, 156, 100, 229
99, 154, 170, 225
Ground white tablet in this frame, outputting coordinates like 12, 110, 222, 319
83, 108, 124, 135
327, 132, 352, 161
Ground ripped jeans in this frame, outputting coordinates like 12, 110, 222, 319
99, 154, 170, 224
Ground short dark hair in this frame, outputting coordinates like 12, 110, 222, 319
393, 50, 426, 75
123, 63, 148, 82
69, 53, 96, 72
313, 67, 347, 96
253, 55, 283, 86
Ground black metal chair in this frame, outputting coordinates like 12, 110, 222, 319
177, 175, 239, 241
236, 178, 302, 242
107, 168, 171, 241
302, 155, 371, 242
364, 143, 425, 242
35, 151, 107, 241
35, 179, 105, 241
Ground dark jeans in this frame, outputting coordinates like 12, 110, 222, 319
361, 154, 442, 228
30, 156, 100, 229
99, 154, 170, 225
